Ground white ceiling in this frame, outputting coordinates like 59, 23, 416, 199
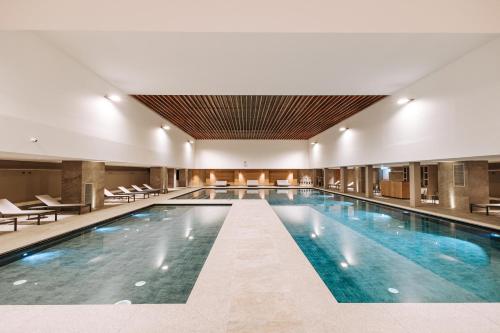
40, 32, 497, 95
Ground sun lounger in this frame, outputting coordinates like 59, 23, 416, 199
132, 185, 160, 196
34, 195, 92, 214
0, 199, 57, 225
0, 217, 17, 231
276, 180, 290, 187
118, 186, 150, 199
470, 203, 500, 216
215, 180, 228, 187
247, 180, 259, 187
104, 189, 135, 203
143, 184, 167, 194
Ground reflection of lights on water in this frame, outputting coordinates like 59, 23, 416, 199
135, 281, 146, 287
115, 300, 132, 305
388, 288, 399, 294
161, 265, 169, 271
13, 279, 27, 286
22, 251, 61, 263
188, 236, 194, 240
310, 233, 317, 239
95, 226, 121, 233
163, 217, 172, 221
124, 228, 130, 231
491, 233, 500, 239
340, 262, 348, 268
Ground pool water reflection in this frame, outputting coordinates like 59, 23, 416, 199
177, 188, 500, 302
0, 205, 229, 304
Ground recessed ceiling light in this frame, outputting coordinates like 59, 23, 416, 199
339, 127, 349, 132
187, 140, 194, 144
105, 94, 121, 102
310, 141, 318, 145
161, 124, 171, 131
397, 97, 413, 105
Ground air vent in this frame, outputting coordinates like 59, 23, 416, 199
84, 183, 94, 207
453, 163, 465, 187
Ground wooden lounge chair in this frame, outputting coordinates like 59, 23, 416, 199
247, 180, 259, 187
144, 184, 167, 194
34, 195, 92, 214
214, 180, 228, 187
132, 185, 160, 196
118, 186, 150, 199
0, 217, 17, 231
470, 203, 500, 216
276, 180, 290, 187
104, 189, 135, 203
0, 199, 57, 225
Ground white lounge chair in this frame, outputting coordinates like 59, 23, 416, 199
276, 179, 290, 187
132, 185, 160, 196
0, 199, 57, 225
247, 180, 259, 187
214, 180, 228, 187
34, 195, 92, 214
104, 188, 135, 203
118, 186, 150, 199
144, 184, 166, 194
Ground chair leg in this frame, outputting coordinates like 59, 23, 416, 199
14, 218, 17, 231
55, 211, 58, 221
37, 215, 41, 225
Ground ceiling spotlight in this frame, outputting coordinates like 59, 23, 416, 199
310, 141, 318, 145
105, 94, 121, 102
339, 127, 349, 132
187, 140, 194, 144
397, 97, 413, 105
161, 124, 171, 131
30, 137, 39, 143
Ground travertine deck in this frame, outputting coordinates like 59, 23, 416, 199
0, 189, 499, 332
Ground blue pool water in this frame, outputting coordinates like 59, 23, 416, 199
176, 188, 500, 302
0, 205, 229, 304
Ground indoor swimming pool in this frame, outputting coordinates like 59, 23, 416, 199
0, 205, 229, 304
176, 188, 500, 302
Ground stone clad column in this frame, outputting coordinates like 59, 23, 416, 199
409, 162, 422, 207
340, 167, 348, 193
365, 165, 374, 198
62, 161, 105, 209
167, 168, 175, 188
150, 167, 167, 192
438, 161, 489, 210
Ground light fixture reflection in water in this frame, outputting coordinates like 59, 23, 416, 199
134, 281, 146, 287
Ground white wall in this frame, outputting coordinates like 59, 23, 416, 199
195, 140, 309, 169
309, 37, 500, 168
0, 32, 194, 168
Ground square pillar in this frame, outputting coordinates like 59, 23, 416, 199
62, 161, 105, 209
167, 168, 175, 188
409, 162, 421, 207
438, 161, 489, 210
354, 167, 365, 194
365, 165, 374, 198
150, 167, 167, 192
340, 167, 348, 193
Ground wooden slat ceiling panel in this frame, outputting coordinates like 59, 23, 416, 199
132, 95, 386, 139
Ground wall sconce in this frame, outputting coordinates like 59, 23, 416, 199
105, 94, 121, 102
339, 127, 349, 132
161, 124, 171, 131
397, 97, 414, 105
